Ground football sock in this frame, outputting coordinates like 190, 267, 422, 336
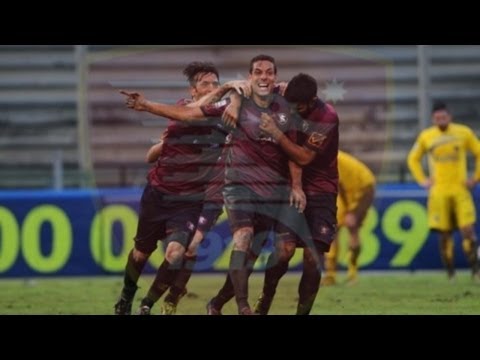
165, 255, 197, 304
297, 258, 321, 315
262, 252, 289, 298
211, 265, 255, 310
122, 249, 148, 299
144, 259, 180, 304
324, 240, 337, 280
229, 250, 250, 311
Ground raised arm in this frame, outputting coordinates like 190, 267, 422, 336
120, 90, 206, 121
188, 80, 251, 107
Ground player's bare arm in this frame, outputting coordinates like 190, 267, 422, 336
221, 92, 242, 128
120, 81, 249, 122
145, 141, 163, 164
338, 182, 348, 205
289, 161, 306, 213
188, 80, 251, 107
259, 113, 316, 166
467, 138, 480, 189
120, 90, 207, 121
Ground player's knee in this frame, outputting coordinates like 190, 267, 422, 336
439, 231, 452, 242
132, 248, 151, 262
303, 260, 322, 278
303, 250, 323, 273
460, 226, 476, 242
165, 241, 186, 264
277, 242, 296, 262
232, 227, 253, 252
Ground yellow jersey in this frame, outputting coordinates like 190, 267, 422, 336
407, 123, 480, 187
338, 151, 376, 192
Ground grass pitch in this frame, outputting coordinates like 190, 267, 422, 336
1, 271, 479, 315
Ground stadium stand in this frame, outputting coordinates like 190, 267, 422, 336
1, 45, 480, 188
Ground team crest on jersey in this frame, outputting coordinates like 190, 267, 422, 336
302, 121, 310, 132
187, 221, 195, 232
308, 132, 327, 148
277, 113, 288, 125
320, 226, 330, 235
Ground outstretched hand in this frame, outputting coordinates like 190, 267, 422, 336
226, 80, 252, 98
119, 90, 148, 111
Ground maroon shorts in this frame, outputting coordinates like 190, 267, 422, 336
134, 184, 203, 253
222, 184, 288, 234
304, 193, 337, 252
274, 193, 337, 253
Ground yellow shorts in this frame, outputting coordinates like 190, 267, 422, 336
428, 185, 476, 231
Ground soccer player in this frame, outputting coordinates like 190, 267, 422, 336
248, 73, 339, 315
114, 62, 236, 315
407, 102, 480, 281
205, 55, 303, 315
322, 150, 376, 286
144, 137, 228, 314
123, 55, 303, 315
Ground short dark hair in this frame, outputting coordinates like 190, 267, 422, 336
249, 54, 277, 74
432, 101, 448, 114
284, 73, 318, 103
183, 62, 219, 86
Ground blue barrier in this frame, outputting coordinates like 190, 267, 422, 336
1, 184, 479, 277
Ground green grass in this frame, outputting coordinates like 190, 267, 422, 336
1, 271, 479, 315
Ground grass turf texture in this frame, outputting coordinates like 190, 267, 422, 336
1, 271, 479, 315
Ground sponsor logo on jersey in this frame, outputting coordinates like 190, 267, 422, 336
308, 132, 327, 148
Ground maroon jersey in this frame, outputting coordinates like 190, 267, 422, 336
148, 99, 228, 196
299, 99, 339, 195
196, 142, 229, 234
202, 95, 296, 198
